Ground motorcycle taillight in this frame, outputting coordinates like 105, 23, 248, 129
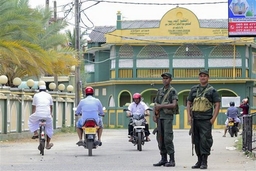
84, 120, 96, 127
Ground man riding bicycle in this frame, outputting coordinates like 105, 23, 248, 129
28, 85, 54, 150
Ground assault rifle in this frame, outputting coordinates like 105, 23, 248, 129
189, 111, 195, 156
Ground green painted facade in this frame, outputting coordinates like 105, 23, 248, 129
83, 8, 256, 129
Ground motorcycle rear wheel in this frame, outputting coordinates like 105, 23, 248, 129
233, 126, 238, 137
229, 127, 234, 137
87, 140, 93, 156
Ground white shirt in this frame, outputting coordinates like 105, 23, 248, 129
128, 101, 149, 115
32, 91, 53, 116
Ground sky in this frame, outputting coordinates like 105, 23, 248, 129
29, 0, 228, 31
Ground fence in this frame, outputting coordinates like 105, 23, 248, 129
242, 112, 256, 153
0, 87, 75, 135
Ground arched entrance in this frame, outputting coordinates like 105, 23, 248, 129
141, 89, 158, 106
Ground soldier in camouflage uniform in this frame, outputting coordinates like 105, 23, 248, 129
186, 69, 221, 169
153, 72, 178, 167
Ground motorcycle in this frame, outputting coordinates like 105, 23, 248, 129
227, 117, 239, 137
123, 108, 152, 151
82, 119, 100, 156
74, 107, 105, 156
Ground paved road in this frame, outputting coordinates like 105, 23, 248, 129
0, 129, 255, 171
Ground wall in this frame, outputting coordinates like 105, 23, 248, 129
0, 88, 75, 136
93, 83, 256, 129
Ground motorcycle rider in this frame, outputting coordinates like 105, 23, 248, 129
28, 85, 54, 150
75, 86, 104, 146
126, 93, 151, 142
223, 101, 240, 137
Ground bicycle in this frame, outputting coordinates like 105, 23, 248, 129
38, 119, 46, 155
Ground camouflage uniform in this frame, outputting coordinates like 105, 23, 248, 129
155, 85, 178, 155
188, 84, 220, 156
153, 72, 178, 167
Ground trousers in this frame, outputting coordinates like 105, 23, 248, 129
194, 119, 213, 156
157, 118, 175, 155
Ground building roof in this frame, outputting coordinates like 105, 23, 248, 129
89, 19, 228, 43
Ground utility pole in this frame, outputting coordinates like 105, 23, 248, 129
45, 0, 49, 27
75, 0, 81, 106
53, 1, 58, 90
53, 1, 57, 20
45, 0, 49, 8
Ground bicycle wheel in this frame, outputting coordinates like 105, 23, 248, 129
39, 140, 45, 155
39, 125, 46, 155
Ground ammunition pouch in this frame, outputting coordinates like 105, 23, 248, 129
162, 102, 180, 115
192, 97, 212, 112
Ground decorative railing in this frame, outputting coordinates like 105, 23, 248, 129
137, 69, 169, 78
173, 69, 201, 78
111, 68, 245, 79
119, 69, 132, 78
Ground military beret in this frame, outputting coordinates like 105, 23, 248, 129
161, 72, 172, 78
199, 69, 209, 76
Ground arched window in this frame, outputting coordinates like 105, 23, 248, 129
137, 44, 168, 58
136, 45, 169, 78
119, 91, 131, 107
174, 45, 204, 58
209, 45, 241, 58
119, 44, 134, 58
208, 45, 242, 77
173, 45, 204, 70
108, 95, 115, 107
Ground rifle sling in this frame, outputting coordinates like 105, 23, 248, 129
161, 87, 173, 104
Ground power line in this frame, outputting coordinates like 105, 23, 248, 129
81, 11, 95, 29
56, 2, 73, 8
54, 0, 228, 24
80, 1, 100, 13
82, 0, 227, 6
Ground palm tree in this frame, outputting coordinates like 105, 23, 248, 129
32, 7, 79, 77
0, 0, 51, 86
0, 0, 79, 86
65, 29, 88, 49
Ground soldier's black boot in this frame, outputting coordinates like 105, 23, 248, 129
153, 154, 167, 166
191, 155, 202, 169
200, 155, 208, 169
165, 154, 175, 167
